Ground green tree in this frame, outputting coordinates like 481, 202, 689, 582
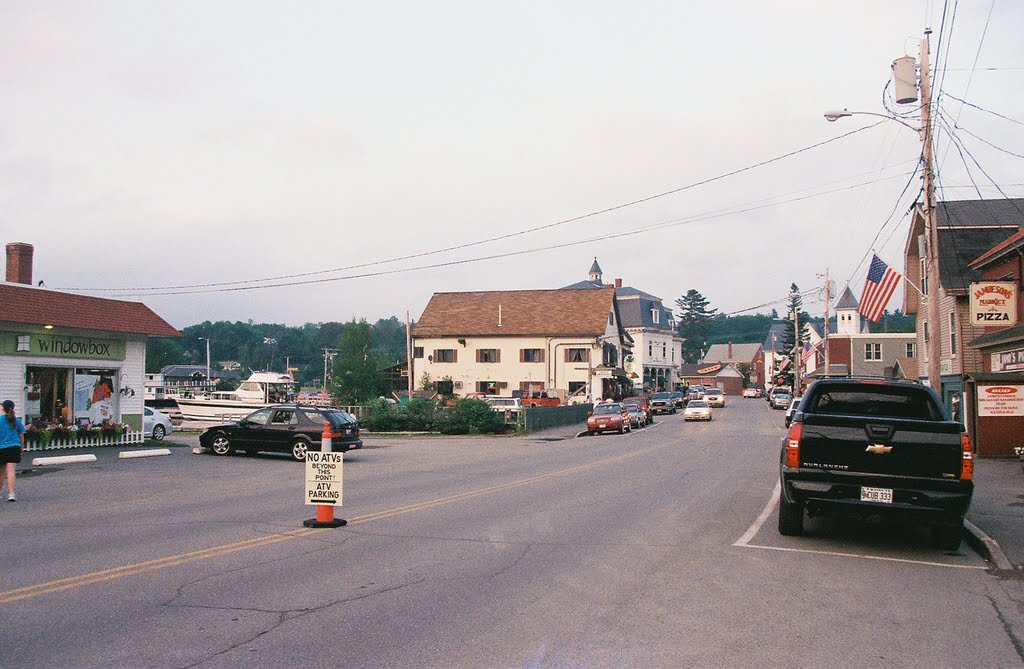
774, 284, 812, 386
676, 289, 717, 363
331, 320, 385, 404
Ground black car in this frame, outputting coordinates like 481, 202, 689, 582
199, 404, 363, 461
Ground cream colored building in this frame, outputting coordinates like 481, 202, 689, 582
412, 287, 633, 402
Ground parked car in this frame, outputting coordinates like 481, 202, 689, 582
143, 406, 173, 440
587, 402, 630, 435
626, 405, 645, 428
742, 387, 759, 398
649, 391, 676, 415
683, 399, 712, 421
779, 378, 973, 549
669, 391, 686, 408
485, 397, 522, 421
784, 398, 802, 426
621, 396, 653, 424
771, 392, 792, 410
199, 404, 362, 461
704, 388, 726, 408
687, 386, 706, 401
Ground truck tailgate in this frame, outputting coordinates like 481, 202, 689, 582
798, 414, 963, 479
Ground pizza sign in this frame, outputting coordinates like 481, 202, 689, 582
970, 282, 1017, 325
978, 385, 1024, 417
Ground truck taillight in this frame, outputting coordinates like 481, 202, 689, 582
960, 433, 973, 480
785, 422, 802, 468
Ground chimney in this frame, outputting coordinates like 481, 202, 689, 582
728, 341, 733, 359
614, 278, 622, 288
6, 242, 33, 285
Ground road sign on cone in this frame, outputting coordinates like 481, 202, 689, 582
303, 421, 347, 528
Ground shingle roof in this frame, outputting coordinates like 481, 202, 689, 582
414, 287, 618, 337
762, 321, 791, 350
0, 282, 180, 337
935, 199, 1024, 293
969, 227, 1024, 268
701, 343, 762, 363
835, 286, 859, 309
562, 280, 603, 290
617, 294, 674, 330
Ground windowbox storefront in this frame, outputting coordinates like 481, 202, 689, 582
1, 330, 145, 449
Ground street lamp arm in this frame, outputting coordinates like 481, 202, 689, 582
823, 109, 920, 133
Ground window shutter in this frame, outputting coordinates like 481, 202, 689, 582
584, 349, 590, 362
453, 349, 458, 363
539, 349, 545, 363
520, 349, 525, 363
432, 349, 438, 361
476, 349, 482, 363
564, 349, 570, 362
496, 349, 501, 363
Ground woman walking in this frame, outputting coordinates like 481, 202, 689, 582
0, 399, 26, 502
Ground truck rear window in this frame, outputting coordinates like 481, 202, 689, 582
807, 386, 944, 420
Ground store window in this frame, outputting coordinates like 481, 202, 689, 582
24, 366, 119, 426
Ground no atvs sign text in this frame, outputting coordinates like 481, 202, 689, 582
305, 451, 343, 506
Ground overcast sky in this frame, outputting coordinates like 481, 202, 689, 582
2, 1, 1022, 329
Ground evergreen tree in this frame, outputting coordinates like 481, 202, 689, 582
675, 289, 717, 363
773, 284, 812, 386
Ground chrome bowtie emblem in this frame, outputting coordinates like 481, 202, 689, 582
865, 444, 893, 454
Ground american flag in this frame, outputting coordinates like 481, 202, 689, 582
859, 254, 902, 322
800, 341, 819, 363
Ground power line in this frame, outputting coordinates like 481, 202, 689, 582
59, 121, 887, 293
949, 123, 1024, 161
104, 170, 915, 298
942, 92, 1024, 126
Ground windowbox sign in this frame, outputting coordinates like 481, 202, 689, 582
969, 282, 1017, 325
1, 332, 126, 361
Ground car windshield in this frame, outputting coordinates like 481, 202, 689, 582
688, 401, 708, 408
622, 398, 644, 406
705, 389, 722, 395
593, 404, 622, 415
652, 392, 672, 400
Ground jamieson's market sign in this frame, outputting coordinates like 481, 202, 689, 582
2, 332, 125, 360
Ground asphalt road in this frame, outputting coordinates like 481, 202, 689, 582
2, 401, 1022, 668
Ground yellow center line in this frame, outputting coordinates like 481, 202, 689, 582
0, 447, 649, 605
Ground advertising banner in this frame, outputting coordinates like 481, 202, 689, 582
977, 384, 1024, 417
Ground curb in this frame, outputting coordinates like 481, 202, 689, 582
964, 519, 1015, 571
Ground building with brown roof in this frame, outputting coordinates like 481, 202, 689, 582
1, 242, 181, 447
412, 286, 633, 402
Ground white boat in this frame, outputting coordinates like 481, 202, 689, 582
175, 372, 295, 422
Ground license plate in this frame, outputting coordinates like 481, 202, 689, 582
860, 486, 893, 504
597, 422, 607, 428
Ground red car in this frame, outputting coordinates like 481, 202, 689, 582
587, 402, 631, 435
621, 396, 654, 424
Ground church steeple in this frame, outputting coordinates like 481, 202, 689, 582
588, 257, 603, 284
835, 286, 868, 334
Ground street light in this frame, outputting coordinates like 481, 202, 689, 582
823, 109, 920, 132
821, 31, 941, 394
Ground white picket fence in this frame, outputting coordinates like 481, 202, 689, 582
24, 431, 144, 452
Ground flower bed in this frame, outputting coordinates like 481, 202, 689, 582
23, 422, 142, 451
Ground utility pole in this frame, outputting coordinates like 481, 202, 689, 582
793, 307, 801, 393
406, 310, 414, 401
199, 337, 211, 389
919, 29, 942, 393
822, 268, 831, 375
322, 348, 338, 390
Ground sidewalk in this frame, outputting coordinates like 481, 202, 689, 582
966, 457, 1024, 571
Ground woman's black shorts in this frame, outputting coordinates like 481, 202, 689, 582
0, 446, 22, 464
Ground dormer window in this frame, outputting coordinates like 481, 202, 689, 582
651, 308, 660, 324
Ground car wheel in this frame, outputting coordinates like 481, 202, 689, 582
152, 424, 165, 441
291, 439, 310, 462
777, 495, 804, 536
210, 432, 234, 456
932, 523, 963, 550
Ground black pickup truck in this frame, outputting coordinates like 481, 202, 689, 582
778, 378, 973, 549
